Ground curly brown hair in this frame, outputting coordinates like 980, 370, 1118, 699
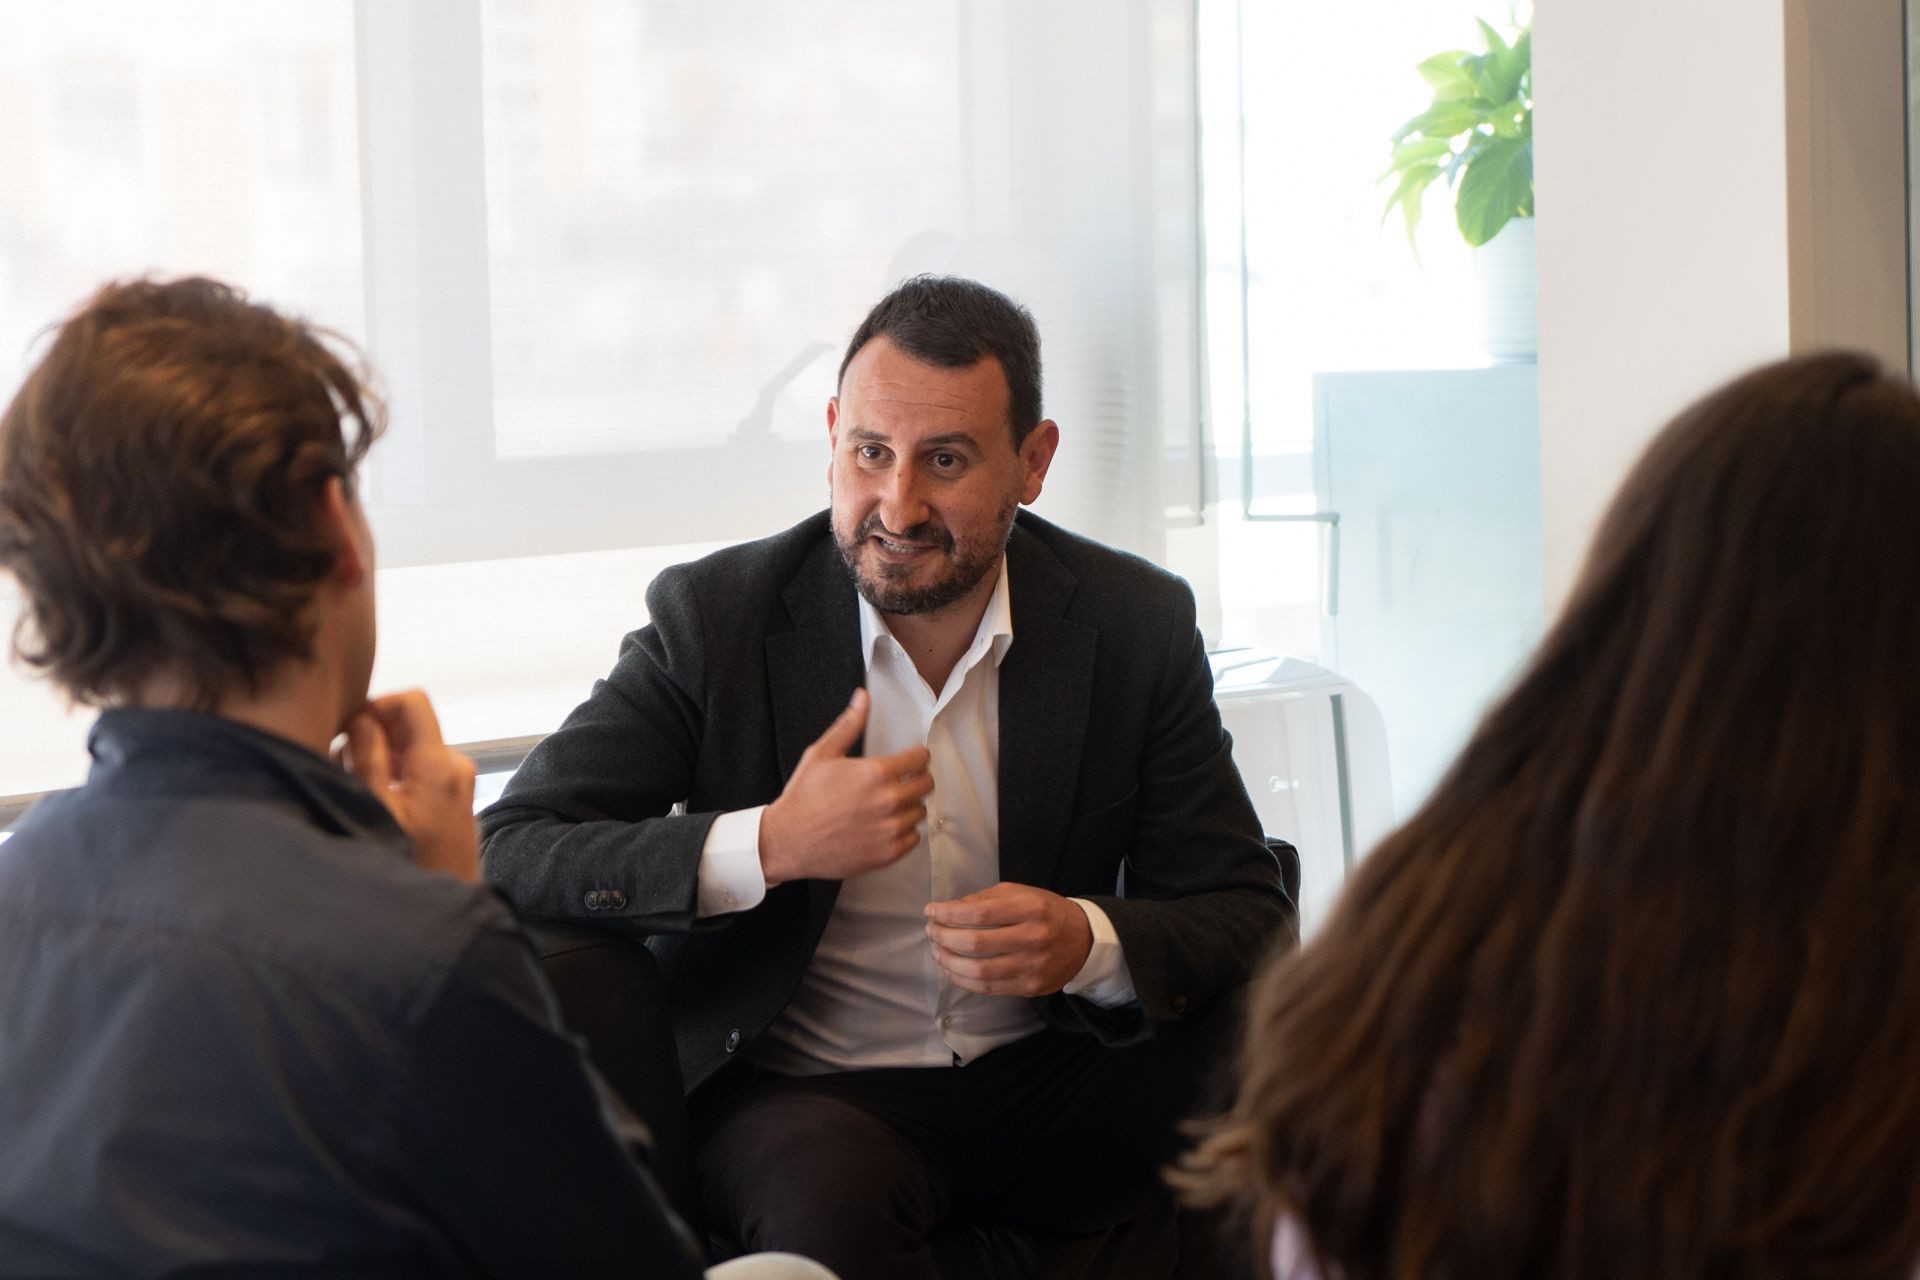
0, 276, 384, 711
1178, 352, 1920, 1280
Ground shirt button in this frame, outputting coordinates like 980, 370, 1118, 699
938, 1015, 952, 1031
725, 1029, 742, 1053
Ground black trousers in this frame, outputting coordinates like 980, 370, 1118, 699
692, 997, 1241, 1280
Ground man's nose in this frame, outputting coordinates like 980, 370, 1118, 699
877, 466, 930, 532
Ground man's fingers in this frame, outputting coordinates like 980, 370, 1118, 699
930, 942, 1038, 992
342, 710, 393, 795
366, 689, 446, 766
443, 750, 480, 808
871, 743, 932, 780
924, 883, 1029, 927
806, 688, 870, 760
925, 899, 1001, 928
892, 772, 935, 804
925, 920, 1029, 956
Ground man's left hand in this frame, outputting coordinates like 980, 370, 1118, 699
924, 882, 1092, 997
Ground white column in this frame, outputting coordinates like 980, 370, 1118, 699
1533, 0, 1906, 610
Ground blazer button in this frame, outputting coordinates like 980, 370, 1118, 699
607, 889, 628, 910
583, 890, 602, 911
724, 1029, 741, 1054
1172, 994, 1190, 1014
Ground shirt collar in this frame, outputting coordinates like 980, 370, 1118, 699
857, 555, 1015, 673
87, 707, 406, 847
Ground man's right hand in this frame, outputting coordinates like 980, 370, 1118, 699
340, 690, 480, 883
758, 688, 933, 886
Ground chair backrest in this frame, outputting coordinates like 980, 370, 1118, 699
1266, 835, 1303, 952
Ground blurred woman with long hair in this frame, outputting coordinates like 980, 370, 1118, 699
1180, 352, 1920, 1279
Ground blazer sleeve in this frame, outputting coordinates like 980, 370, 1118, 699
478, 564, 720, 933
1044, 580, 1290, 1042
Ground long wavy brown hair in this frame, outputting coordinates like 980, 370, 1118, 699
1179, 352, 1920, 1279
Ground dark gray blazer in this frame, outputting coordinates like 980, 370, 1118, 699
480, 509, 1286, 1090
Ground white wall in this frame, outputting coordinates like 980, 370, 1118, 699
1534, 0, 1792, 609
1534, 0, 1907, 611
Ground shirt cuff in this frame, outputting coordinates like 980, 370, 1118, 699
695, 806, 769, 919
1061, 898, 1137, 1008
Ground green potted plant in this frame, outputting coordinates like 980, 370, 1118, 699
1382, 16, 1534, 359
1381, 17, 1533, 250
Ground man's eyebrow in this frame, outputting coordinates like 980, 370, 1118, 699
845, 427, 982, 450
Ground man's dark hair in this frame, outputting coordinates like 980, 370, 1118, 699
0, 276, 384, 711
837, 275, 1044, 447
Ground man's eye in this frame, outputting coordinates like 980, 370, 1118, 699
857, 444, 886, 462
931, 452, 961, 470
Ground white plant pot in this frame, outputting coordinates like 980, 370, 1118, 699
1476, 216, 1536, 363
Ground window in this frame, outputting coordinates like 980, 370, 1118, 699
1191, 0, 1541, 815
0, 1, 362, 798
0, 0, 1201, 799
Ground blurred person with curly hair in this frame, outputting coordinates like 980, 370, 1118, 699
0, 278, 832, 1279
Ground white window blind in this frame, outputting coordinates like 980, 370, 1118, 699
0, 0, 1202, 801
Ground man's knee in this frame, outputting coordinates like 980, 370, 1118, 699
698, 1087, 947, 1266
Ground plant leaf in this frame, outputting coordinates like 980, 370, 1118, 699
1394, 102, 1479, 142
1476, 17, 1509, 55
1476, 20, 1529, 102
1381, 162, 1443, 217
1381, 163, 1443, 257
1484, 93, 1529, 137
1389, 137, 1454, 167
1455, 135, 1532, 246
1416, 52, 1476, 100
1484, 48, 1524, 103
1458, 51, 1494, 105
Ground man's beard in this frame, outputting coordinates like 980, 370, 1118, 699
835, 502, 1015, 616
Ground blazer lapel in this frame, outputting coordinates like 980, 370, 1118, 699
997, 521, 1097, 889
765, 535, 866, 940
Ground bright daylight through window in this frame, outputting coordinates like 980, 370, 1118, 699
0, 1, 1201, 804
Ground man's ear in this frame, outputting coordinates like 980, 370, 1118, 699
826, 396, 840, 489
1019, 420, 1060, 505
319, 476, 369, 588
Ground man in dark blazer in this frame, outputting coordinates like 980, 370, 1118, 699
481, 276, 1288, 1279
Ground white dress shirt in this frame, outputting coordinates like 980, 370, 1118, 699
693, 558, 1136, 1074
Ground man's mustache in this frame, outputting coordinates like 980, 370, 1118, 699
855, 515, 954, 552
